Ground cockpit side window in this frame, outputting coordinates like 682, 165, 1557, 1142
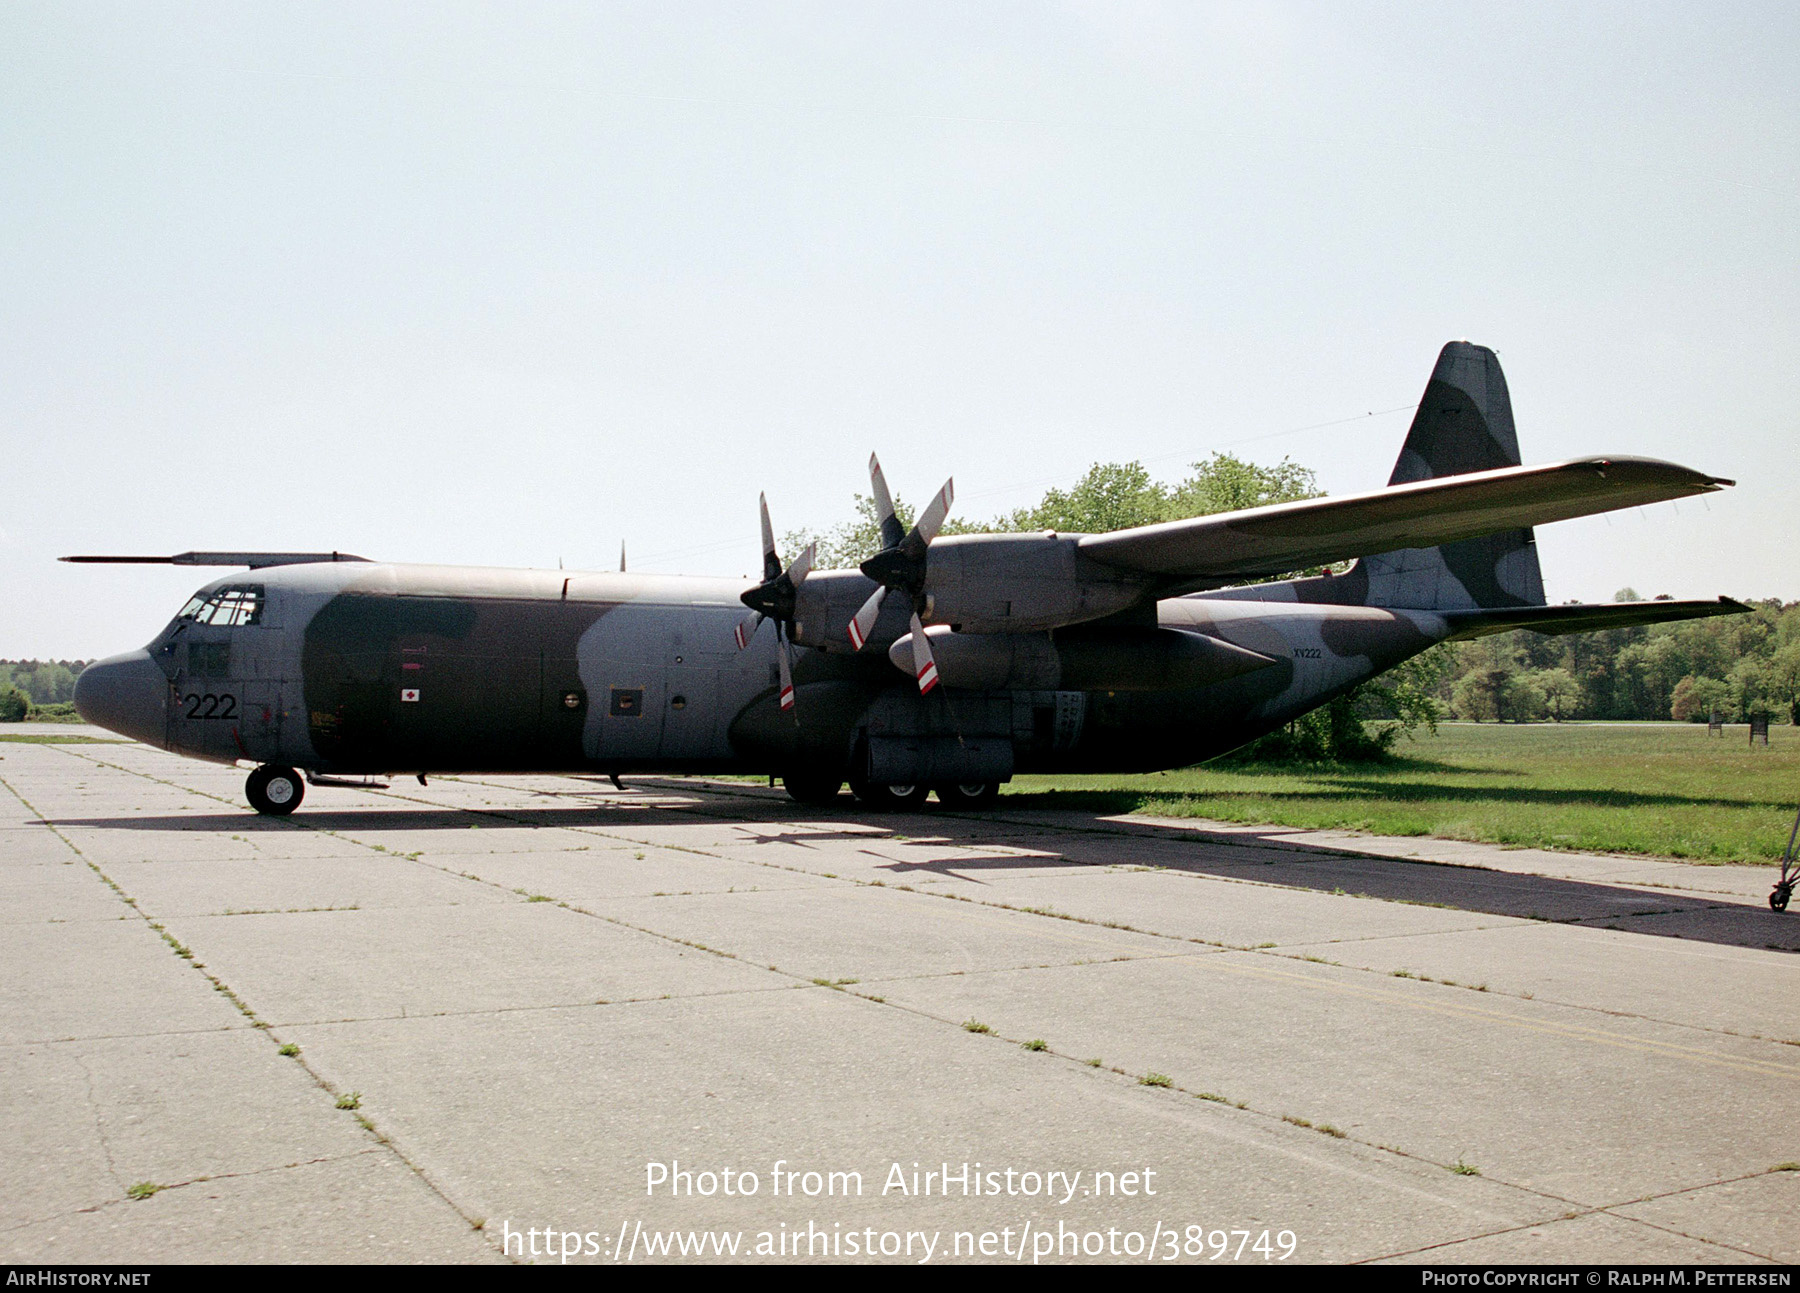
178, 585, 264, 627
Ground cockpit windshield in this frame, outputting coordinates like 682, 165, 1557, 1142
176, 585, 264, 627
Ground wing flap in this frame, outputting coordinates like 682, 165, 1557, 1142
1077, 457, 1730, 583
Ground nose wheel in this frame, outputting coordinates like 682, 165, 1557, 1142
246, 764, 304, 816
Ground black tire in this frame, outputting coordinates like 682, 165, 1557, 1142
782, 772, 844, 807
849, 780, 930, 812
246, 765, 304, 816
935, 782, 1001, 809
1772, 885, 1791, 913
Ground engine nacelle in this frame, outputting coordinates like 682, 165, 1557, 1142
888, 624, 1278, 692
789, 569, 902, 652
786, 535, 1153, 651
921, 533, 1149, 633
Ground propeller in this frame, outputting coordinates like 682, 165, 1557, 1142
735, 493, 815, 713
847, 454, 953, 697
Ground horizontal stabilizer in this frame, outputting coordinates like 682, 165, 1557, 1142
1441, 597, 1749, 640
60, 551, 372, 569
1079, 457, 1730, 588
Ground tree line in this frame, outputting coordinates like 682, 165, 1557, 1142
1441, 596, 1797, 725
0, 660, 90, 721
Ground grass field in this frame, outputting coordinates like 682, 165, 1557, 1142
1007, 723, 1800, 864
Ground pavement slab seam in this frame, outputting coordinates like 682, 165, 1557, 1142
1367, 1205, 1775, 1265
2, 1023, 251, 1050
233, 979, 843, 1030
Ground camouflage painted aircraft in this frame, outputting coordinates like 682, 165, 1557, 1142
70, 342, 1743, 820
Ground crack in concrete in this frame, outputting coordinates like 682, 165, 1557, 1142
0, 1148, 386, 1236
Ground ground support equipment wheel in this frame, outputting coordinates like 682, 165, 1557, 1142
246, 765, 304, 816
783, 772, 844, 807
1773, 806, 1800, 913
934, 782, 1001, 809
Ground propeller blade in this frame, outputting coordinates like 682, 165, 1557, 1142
733, 611, 764, 650
903, 478, 955, 557
847, 585, 887, 650
909, 612, 940, 695
759, 493, 781, 583
869, 454, 905, 551
777, 631, 796, 711
786, 541, 816, 588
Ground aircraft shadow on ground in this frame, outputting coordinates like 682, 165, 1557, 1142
1020, 784, 1790, 815
941, 813, 1798, 954
44, 794, 1799, 954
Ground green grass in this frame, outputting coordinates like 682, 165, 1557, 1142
1008, 723, 1800, 864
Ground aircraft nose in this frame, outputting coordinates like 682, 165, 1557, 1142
74, 650, 168, 746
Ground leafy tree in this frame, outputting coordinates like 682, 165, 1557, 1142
788, 453, 1320, 569
1531, 668, 1581, 721
0, 686, 28, 722
1449, 636, 1521, 721
1670, 674, 1732, 722
1768, 641, 1800, 725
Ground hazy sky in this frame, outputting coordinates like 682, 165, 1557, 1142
3, 2, 1795, 658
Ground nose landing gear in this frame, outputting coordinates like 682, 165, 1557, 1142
246, 764, 304, 816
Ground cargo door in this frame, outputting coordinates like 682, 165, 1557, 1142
659, 607, 738, 762
578, 603, 668, 765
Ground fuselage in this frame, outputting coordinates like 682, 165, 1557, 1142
74, 560, 1452, 782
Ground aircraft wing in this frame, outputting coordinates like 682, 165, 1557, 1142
1440, 597, 1751, 639
1077, 457, 1731, 585
60, 551, 372, 569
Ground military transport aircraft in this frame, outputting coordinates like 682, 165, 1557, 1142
69, 342, 1743, 825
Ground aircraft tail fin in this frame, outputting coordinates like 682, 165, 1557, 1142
1278, 342, 1546, 611
1357, 341, 1544, 610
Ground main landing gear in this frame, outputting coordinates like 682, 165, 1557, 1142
780, 771, 1003, 812
246, 764, 304, 816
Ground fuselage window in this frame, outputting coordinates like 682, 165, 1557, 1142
177, 585, 264, 627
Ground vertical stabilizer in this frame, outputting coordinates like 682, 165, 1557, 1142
1389, 342, 1522, 485
1360, 342, 1545, 610
1210, 342, 1547, 612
